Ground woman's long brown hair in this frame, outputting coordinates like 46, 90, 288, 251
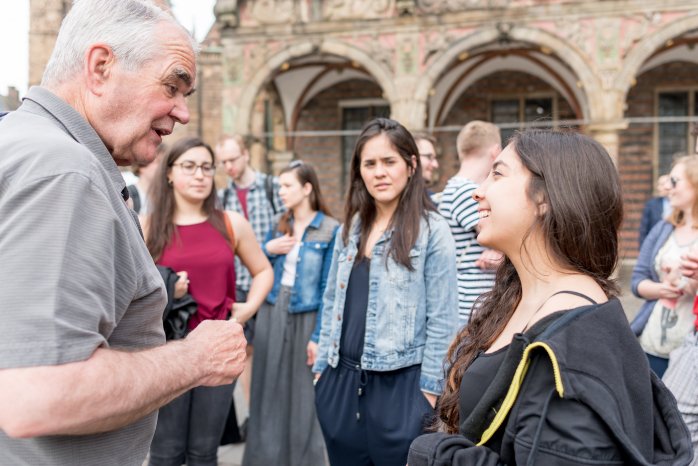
146, 137, 232, 262
343, 118, 435, 270
437, 130, 624, 433
276, 161, 332, 235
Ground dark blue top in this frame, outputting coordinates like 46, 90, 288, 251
339, 257, 370, 363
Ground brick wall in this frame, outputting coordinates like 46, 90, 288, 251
293, 79, 384, 219
618, 61, 698, 258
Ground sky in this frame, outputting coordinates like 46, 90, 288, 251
0, 0, 216, 97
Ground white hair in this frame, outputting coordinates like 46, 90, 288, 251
42, 0, 199, 87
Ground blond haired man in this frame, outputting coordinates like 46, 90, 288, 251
438, 121, 502, 326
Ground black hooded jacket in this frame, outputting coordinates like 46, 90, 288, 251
409, 298, 693, 466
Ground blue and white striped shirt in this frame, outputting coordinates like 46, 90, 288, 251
438, 176, 495, 327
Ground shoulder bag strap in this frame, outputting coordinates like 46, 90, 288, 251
222, 211, 236, 253
265, 174, 277, 215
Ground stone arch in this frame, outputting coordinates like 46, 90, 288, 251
234, 39, 397, 134
617, 13, 698, 99
415, 25, 602, 122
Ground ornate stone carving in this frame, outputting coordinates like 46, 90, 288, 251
223, 45, 244, 85
554, 18, 593, 58
555, 13, 661, 70
398, 35, 419, 75
423, 31, 459, 66
596, 18, 621, 69
620, 12, 660, 57
396, 0, 415, 16
250, 0, 296, 24
214, 0, 239, 28
367, 34, 395, 70
417, 0, 510, 14
323, 0, 393, 20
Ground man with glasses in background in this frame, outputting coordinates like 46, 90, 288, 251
413, 132, 440, 198
214, 134, 284, 440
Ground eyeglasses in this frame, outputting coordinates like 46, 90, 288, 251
671, 176, 680, 188
420, 153, 437, 162
172, 161, 216, 177
288, 159, 304, 169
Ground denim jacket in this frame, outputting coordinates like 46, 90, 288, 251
263, 211, 339, 343
312, 211, 459, 394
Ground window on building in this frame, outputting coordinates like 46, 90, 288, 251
657, 90, 697, 177
340, 102, 390, 191
491, 96, 555, 145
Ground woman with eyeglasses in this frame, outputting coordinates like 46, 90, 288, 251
312, 118, 459, 466
144, 137, 273, 466
632, 154, 698, 377
242, 160, 338, 466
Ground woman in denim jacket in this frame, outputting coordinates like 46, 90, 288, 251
312, 118, 459, 466
243, 160, 338, 466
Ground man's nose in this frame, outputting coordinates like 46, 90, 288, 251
171, 95, 190, 125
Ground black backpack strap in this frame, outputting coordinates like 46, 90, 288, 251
127, 184, 141, 213
265, 174, 277, 215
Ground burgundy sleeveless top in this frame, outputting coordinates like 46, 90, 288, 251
158, 221, 236, 330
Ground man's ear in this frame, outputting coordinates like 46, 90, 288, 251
84, 44, 115, 96
490, 144, 501, 161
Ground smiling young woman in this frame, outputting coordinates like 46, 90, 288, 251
409, 130, 692, 466
632, 155, 698, 378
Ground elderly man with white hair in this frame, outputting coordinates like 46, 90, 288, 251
0, 1, 247, 465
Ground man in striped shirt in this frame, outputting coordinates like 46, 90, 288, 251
438, 121, 502, 326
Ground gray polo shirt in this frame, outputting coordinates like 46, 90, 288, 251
0, 87, 167, 465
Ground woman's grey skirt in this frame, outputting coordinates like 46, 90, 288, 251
242, 286, 327, 466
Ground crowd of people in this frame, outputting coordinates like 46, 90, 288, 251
0, 1, 697, 466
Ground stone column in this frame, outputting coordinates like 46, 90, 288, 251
588, 121, 628, 164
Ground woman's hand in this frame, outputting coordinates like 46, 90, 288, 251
174, 271, 189, 299
231, 301, 257, 325
265, 234, 296, 255
657, 281, 683, 300
306, 341, 318, 366
638, 278, 683, 301
681, 251, 698, 279
475, 249, 503, 270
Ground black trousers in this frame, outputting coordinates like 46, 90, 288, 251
315, 360, 434, 466
149, 383, 235, 466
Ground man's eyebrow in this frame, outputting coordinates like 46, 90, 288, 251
170, 68, 196, 96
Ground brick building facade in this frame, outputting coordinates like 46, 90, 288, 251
28, 0, 698, 260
